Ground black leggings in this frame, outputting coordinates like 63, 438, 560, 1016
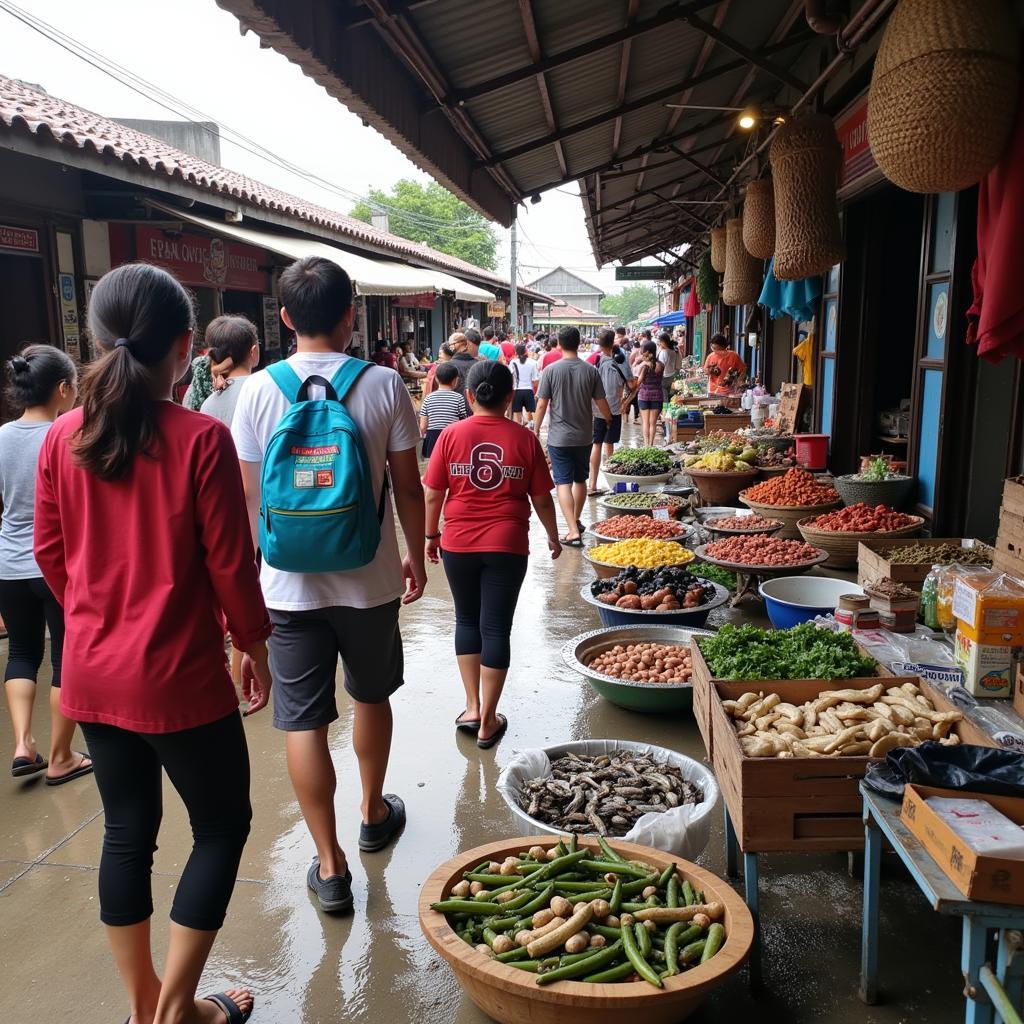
0, 576, 64, 686
442, 550, 528, 670
80, 711, 251, 931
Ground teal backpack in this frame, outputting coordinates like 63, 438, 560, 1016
259, 359, 384, 573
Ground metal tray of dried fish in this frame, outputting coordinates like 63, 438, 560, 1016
496, 740, 719, 860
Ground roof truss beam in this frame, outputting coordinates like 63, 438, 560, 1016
516, 0, 568, 177
611, 0, 641, 158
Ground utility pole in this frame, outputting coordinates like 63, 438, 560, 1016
509, 216, 518, 336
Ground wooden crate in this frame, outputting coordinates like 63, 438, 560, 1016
708, 676, 993, 853
995, 480, 1024, 577
667, 423, 703, 444
857, 537, 995, 591
701, 412, 751, 434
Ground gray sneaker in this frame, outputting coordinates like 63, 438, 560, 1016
358, 794, 406, 852
306, 858, 353, 913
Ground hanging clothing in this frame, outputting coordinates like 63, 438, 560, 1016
758, 257, 822, 322
793, 330, 816, 386
683, 280, 700, 318
966, 83, 1024, 363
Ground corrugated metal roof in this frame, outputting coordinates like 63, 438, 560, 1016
215, 1, 842, 262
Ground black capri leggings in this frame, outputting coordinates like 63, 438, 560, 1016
80, 711, 251, 931
442, 550, 528, 670
0, 576, 65, 686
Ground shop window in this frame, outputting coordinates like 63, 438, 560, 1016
916, 369, 943, 509
823, 297, 838, 352
826, 263, 841, 294
929, 192, 954, 275
821, 358, 836, 437
925, 282, 948, 360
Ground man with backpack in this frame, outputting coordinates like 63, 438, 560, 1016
587, 328, 634, 496
231, 256, 426, 915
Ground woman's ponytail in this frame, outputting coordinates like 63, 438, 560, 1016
72, 264, 194, 481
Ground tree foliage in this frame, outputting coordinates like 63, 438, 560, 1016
600, 284, 659, 325
350, 179, 499, 271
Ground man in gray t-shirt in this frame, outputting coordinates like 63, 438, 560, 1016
535, 327, 612, 546
587, 329, 634, 495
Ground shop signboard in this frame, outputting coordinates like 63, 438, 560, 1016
0, 224, 39, 254
58, 272, 81, 360
400, 291, 437, 310
835, 93, 880, 196
487, 300, 506, 317
615, 265, 668, 281
134, 226, 267, 292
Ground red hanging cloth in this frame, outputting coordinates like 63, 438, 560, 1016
683, 278, 700, 318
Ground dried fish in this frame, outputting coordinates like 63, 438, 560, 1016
518, 749, 703, 838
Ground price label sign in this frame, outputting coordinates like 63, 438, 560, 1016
652, 507, 671, 521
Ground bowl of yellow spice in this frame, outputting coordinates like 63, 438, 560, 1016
584, 539, 696, 580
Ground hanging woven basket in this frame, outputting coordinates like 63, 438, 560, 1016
722, 217, 762, 306
770, 114, 845, 281
709, 227, 727, 273
742, 177, 775, 260
867, 0, 1018, 194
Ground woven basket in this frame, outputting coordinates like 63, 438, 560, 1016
770, 114, 845, 280
710, 227, 727, 273
867, 0, 1018, 193
722, 217, 762, 306
797, 516, 924, 569
739, 494, 840, 540
742, 178, 775, 259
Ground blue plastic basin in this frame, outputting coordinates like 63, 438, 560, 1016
758, 576, 864, 629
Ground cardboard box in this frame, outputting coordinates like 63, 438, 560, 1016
954, 628, 1016, 698
901, 784, 1024, 905
952, 572, 1024, 645
857, 538, 995, 591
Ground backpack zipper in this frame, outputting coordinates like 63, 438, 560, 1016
265, 504, 354, 533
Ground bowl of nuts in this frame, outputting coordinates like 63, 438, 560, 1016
562, 625, 715, 712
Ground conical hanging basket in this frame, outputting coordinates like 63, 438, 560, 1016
742, 177, 775, 260
709, 227, 727, 273
867, 0, 1018, 193
770, 114, 845, 281
722, 217, 762, 307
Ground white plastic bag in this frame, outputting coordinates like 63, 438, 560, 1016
496, 739, 719, 861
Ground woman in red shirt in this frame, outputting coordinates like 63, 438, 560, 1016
423, 361, 560, 749
34, 264, 272, 1024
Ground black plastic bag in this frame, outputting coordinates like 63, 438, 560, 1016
863, 741, 1024, 800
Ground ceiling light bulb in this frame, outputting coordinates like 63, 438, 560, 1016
738, 113, 756, 130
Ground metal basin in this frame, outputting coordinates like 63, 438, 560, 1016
579, 580, 729, 627
562, 623, 714, 713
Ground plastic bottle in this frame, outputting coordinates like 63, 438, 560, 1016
921, 564, 942, 630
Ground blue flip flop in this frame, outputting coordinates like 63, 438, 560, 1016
203, 991, 253, 1023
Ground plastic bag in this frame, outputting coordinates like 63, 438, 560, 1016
496, 739, 719, 860
863, 741, 1024, 799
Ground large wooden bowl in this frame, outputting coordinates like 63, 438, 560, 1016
797, 515, 924, 569
739, 494, 841, 539
419, 835, 753, 1024
684, 467, 758, 507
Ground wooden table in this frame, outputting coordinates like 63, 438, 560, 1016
860, 783, 1024, 1023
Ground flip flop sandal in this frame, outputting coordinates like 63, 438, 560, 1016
455, 712, 480, 734
586, 489, 606, 497
203, 991, 254, 1024
45, 753, 94, 786
560, 536, 583, 548
11, 753, 47, 778
477, 714, 508, 750
577, 520, 587, 534
359, 794, 406, 852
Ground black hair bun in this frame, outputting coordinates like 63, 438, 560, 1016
475, 381, 494, 401
10, 356, 30, 374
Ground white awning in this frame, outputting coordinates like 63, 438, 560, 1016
146, 206, 451, 297
421, 269, 494, 302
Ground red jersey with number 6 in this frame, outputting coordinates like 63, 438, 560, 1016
423, 415, 554, 555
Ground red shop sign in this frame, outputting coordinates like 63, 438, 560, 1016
0, 224, 40, 253
835, 93, 878, 192
135, 226, 267, 292
397, 291, 437, 310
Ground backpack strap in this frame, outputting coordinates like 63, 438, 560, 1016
329, 358, 372, 403
267, 360, 304, 403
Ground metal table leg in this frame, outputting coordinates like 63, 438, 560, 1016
725, 803, 738, 880
963, 916, 994, 1024
996, 930, 1024, 1018
859, 808, 882, 1005
744, 851, 761, 989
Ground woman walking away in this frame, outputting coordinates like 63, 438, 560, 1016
2, 346, 91, 785
510, 343, 539, 426
657, 331, 681, 441
34, 263, 273, 1024
418, 362, 469, 458
423, 361, 560, 749
199, 316, 260, 428
635, 341, 664, 447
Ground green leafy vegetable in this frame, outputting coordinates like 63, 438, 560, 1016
691, 563, 737, 591
605, 447, 673, 476
700, 623, 877, 680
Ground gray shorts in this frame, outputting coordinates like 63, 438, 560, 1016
269, 599, 404, 731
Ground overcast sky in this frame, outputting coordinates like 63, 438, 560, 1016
0, 0, 626, 297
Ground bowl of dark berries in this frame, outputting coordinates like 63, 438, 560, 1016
580, 566, 729, 628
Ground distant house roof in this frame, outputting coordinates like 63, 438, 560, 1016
0, 75, 552, 302
532, 298, 614, 327
525, 265, 605, 299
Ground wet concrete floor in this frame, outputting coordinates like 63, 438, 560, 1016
0, 431, 966, 1024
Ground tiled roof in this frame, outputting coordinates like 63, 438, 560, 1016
532, 299, 614, 323
0, 75, 552, 301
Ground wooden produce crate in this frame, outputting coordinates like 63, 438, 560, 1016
701, 412, 750, 434
995, 478, 1024, 577
857, 537, 995, 591
708, 676, 993, 854
667, 423, 703, 445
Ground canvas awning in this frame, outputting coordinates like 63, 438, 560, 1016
147, 205, 493, 300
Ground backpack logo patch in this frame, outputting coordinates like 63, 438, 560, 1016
294, 469, 315, 489
316, 469, 335, 488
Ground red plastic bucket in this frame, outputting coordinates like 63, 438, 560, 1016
794, 433, 829, 471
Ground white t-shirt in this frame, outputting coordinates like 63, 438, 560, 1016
510, 358, 539, 390
658, 347, 682, 377
231, 351, 420, 611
